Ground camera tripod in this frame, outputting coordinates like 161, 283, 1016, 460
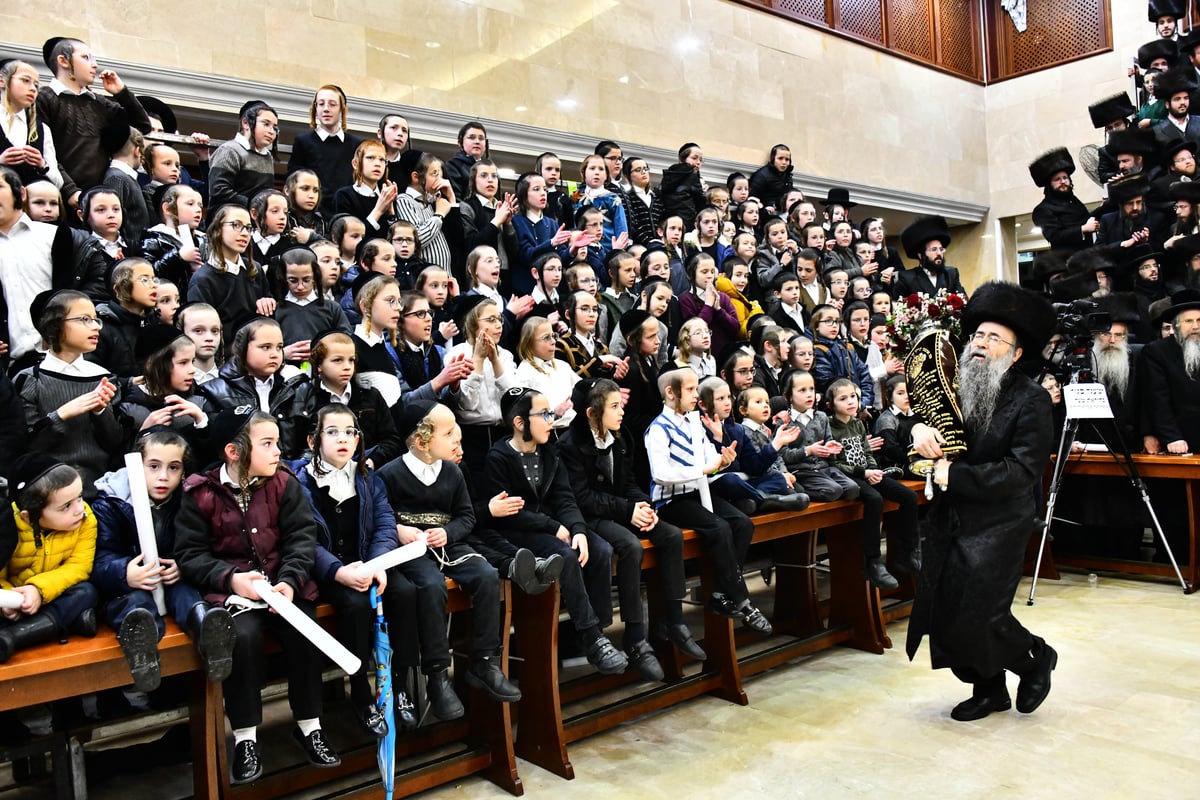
1028, 411, 1187, 604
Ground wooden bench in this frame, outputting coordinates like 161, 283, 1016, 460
0, 576, 523, 800
511, 484, 925, 780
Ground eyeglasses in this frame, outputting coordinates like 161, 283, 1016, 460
1138, 262, 1160, 272
479, 315, 503, 326
603, 155, 622, 162
66, 316, 104, 329
734, 367, 756, 377
576, 304, 599, 313
817, 318, 840, 327
969, 331, 1015, 348
630, 166, 650, 174
133, 276, 155, 287
223, 221, 253, 233
577, 277, 598, 286
529, 410, 557, 423
1099, 331, 1128, 340
536, 334, 556, 343
403, 309, 432, 319
378, 296, 402, 308
322, 427, 361, 439
391, 236, 416, 244
286, 276, 314, 285
689, 328, 711, 336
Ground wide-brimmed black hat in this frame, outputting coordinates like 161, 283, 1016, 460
899, 215, 951, 259
1107, 172, 1151, 205
1106, 127, 1157, 159
1171, 232, 1200, 259
1153, 66, 1199, 101
1168, 179, 1200, 204
1067, 246, 1121, 276
1159, 288, 1200, 322
1088, 93, 1136, 128
137, 95, 177, 133
1031, 250, 1071, 283
1150, 0, 1186, 21
819, 187, 857, 208
1028, 147, 1075, 188
1163, 140, 1199, 171
961, 281, 1056, 360
1122, 243, 1165, 272
1138, 38, 1178, 71
1179, 29, 1200, 56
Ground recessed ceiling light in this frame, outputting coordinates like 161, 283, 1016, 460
425, 41, 441, 48
514, 105, 527, 112
618, 75, 629, 84
556, 98, 578, 111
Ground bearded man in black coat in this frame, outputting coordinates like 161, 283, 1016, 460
905, 281, 1058, 722
1139, 289, 1200, 454
892, 215, 966, 299
1029, 148, 1097, 253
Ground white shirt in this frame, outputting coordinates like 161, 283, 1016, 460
645, 406, 719, 499
351, 182, 378, 198
353, 323, 402, 405
447, 340, 517, 425
354, 322, 384, 348
194, 363, 220, 385
234, 132, 271, 157
223, 258, 243, 277
742, 418, 767, 436
108, 159, 138, 181
514, 356, 578, 428
472, 284, 503, 306
530, 286, 558, 306
91, 232, 125, 259
307, 458, 357, 503
252, 231, 280, 256
0, 111, 63, 187
286, 290, 318, 307
0, 214, 55, 357
781, 301, 808, 330
524, 209, 544, 224
401, 452, 442, 486
791, 408, 813, 428
253, 376, 273, 411
48, 78, 93, 98
322, 381, 352, 404
41, 351, 110, 377
315, 127, 345, 142
575, 330, 596, 357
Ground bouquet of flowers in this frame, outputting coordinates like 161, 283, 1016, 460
886, 289, 966, 360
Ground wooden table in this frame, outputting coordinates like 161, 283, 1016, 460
1042, 452, 1200, 593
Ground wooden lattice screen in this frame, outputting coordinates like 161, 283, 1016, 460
986, 0, 1112, 80
838, 0, 885, 44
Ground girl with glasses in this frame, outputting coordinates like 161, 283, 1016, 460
188, 204, 273, 334
272, 247, 352, 363
554, 290, 628, 380
514, 316, 579, 432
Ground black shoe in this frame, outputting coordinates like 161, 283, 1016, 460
355, 703, 388, 738
657, 622, 707, 661
731, 499, 757, 516
707, 594, 744, 620
585, 636, 628, 675
892, 544, 923, 576
291, 727, 340, 768
193, 605, 235, 683
1015, 639, 1058, 714
465, 656, 522, 702
230, 740, 261, 785
394, 689, 418, 731
758, 493, 810, 513
951, 690, 1012, 721
68, 608, 97, 638
118, 608, 161, 693
626, 640, 665, 682
507, 548, 541, 595
0, 612, 60, 663
534, 554, 564, 587
741, 604, 773, 635
863, 558, 900, 590
426, 670, 465, 720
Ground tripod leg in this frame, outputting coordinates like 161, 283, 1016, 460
1029, 418, 1079, 605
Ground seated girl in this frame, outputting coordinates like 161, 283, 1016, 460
90, 257, 161, 378
120, 325, 212, 447
140, 184, 207, 295
513, 316, 578, 434
555, 290, 629, 380
272, 246, 352, 358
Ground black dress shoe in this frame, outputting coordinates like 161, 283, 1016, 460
291, 727, 340, 768
758, 493, 810, 513
507, 548, 541, 595
741, 604, 773, 635
658, 622, 707, 661
626, 640, 665, 682
892, 544, 923, 576
426, 670, 465, 720
863, 558, 900, 590
230, 739, 262, 785
1015, 639, 1058, 714
951, 690, 1012, 721
356, 703, 388, 738
394, 689, 418, 731
534, 554, 564, 586
731, 499, 757, 516
117, 608, 162, 693
466, 656, 522, 702
707, 594, 744, 620
68, 608, 97, 638
585, 636, 628, 675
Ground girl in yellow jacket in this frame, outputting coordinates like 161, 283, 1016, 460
716, 256, 765, 339
1, 454, 99, 662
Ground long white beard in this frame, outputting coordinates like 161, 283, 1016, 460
958, 345, 1015, 434
1092, 340, 1130, 401
1180, 331, 1200, 379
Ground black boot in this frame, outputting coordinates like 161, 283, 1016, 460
1014, 637, 1058, 714
118, 608, 162, 693
506, 548, 542, 595
465, 655, 522, 702
951, 673, 1011, 722
425, 670, 464, 720
68, 608, 97, 638
187, 603, 236, 683
0, 612, 61, 663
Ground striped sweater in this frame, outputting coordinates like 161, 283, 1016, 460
645, 406, 717, 507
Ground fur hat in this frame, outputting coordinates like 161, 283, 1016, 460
899, 216, 951, 259
820, 187, 857, 208
1066, 246, 1120, 276
1105, 128, 1157, 159
1179, 28, 1200, 56
1149, 296, 1176, 326
1106, 172, 1151, 205
1028, 148, 1075, 188
1097, 292, 1142, 325
1088, 93, 1136, 128
960, 281, 1055, 360
1149, 0, 1186, 22
1048, 269, 1100, 303
1152, 66, 1199, 101
1170, 232, 1200, 259
1138, 38, 1178, 70
1031, 250, 1071, 283
1169, 179, 1200, 205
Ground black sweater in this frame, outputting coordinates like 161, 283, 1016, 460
287, 130, 364, 217
479, 437, 587, 538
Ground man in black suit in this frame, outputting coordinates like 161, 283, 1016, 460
1139, 289, 1200, 454
892, 215, 966, 299
1088, 93, 1138, 185
1149, 67, 1200, 152
1096, 173, 1169, 251
1029, 148, 1097, 254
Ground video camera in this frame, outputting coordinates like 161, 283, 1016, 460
1048, 299, 1112, 382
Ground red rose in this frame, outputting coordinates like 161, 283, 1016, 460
926, 303, 939, 316
947, 294, 964, 310
906, 294, 921, 308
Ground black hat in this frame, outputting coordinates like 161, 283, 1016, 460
1028, 147, 1076, 188
715, 340, 754, 370
349, 270, 387, 307
1107, 173, 1151, 205
99, 109, 132, 156
1168, 178, 1200, 202
1149, 296, 1176, 326
820, 187, 857, 208
137, 95, 177, 133
30, 288, 61, 334
0, 57, 16, 72
1163, 140, 1199, 171
1171, 232, 1200, 259
309, 327, 350, 353
238, 100, 268, 120
394, 398, 437, 442
397, 149, 424, 178
960, 281, 1055, 361
134, 324, 189, 364
8, 453, 67, 497
500, 386, 536, 426
638, 275, 669, 295
1098, 292, 1142, 325
1150, 0, 1186, 21
900, 215, 952, 259
1067, 246, 1120, 276
41, 37, 68, 72
449, 292, 493, 333
1178, 28, 1200, 56
208, 403, 259, 447
1138, 38, 1178, 70
677, 142, 701, 160
1105, 127, 1157, 158
1031, 250, 1071, 283
1123, 243, 1165, 272
1048, 269, 1100, 303
1153, 66, 1199, 101
1160, 288, 1200, 322
1088, 93, 1136, 128
618, 309, 653, 339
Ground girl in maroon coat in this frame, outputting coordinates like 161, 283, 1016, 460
174, 408, 340, 785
